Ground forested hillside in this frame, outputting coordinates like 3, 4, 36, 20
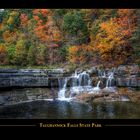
0, 9, 140, 68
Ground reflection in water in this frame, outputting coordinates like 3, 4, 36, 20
0, 100, 140, 119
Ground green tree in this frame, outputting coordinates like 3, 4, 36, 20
27, 45, 36, 66
13, 40, 27, 66
36, 44, 47, 65
6, 44, 16, 64
62, 11, 89, 45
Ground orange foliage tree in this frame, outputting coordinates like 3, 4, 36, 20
91, 9, 137, 66
32, 9, 62, 64
20, 13, 28, 27
0, 9, 139, 67
0, 45, 7, 65
68, 44, 92, 64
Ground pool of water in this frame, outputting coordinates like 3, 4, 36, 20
0, 100, 140, 119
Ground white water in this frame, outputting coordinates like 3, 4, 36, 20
120, 95, 130, 101
106, 72, 114, 88
93, 81, 101, 91
70, 71, 93, 95
57, 69, 116, 100
104, 71, 116, 92
58, 78, 71, 101
97, 81, 101, 88
57, 71, 94, 100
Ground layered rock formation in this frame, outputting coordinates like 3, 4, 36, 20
0, 65, 140, 88
0, 69, 70, 88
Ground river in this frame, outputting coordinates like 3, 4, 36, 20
0, 89, 140, 119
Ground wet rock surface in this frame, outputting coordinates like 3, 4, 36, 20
0, 88, 58, 106
0, 87, 139, 107
0, 69, 71, 88
0, 65, 140, 88
74, 88, 140, 104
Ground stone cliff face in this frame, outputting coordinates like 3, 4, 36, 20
85, 65, 140, 88
0, 69, 70, 88
0, 65, 140, 88
115, 65, 140, 87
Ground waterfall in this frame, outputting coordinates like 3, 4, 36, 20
55, 67, 118, 101
96, 81, 101, 88
57, 69, 116, 100
57, 70, 93, 100
78, 71, 92, 86
104, 70, 116, 92
93, 81, 101, 92
58, 70, 117, 100
106, 72, 114, 88
58, 78, 68, 100
70, 71, 93, 94
71, 71, 92, 86
103, 71, 106, 78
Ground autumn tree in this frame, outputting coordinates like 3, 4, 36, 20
13, 39, 27, 66
68, 44, 92, 65
36, 44, 47, 65
27, 45, 37, 66
62, 11, 89, 45
0, 44, 7, 65
6, 44, 16, 64
0, 9, 139, 67
33, 9, 62, 64
90, 9, 137, 66
132, 10, 140, 66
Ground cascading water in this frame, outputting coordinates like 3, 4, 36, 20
93, 81, 101, 91
97, 81, 101, 88
106, 72, 114, 88
58, 78, 70, 100
57, 69, 116, 100
70, 71, 93, 95
104, 70, 116, 92
71, 71, 92, 86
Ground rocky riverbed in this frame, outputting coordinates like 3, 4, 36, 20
0, 87, 140, 106
0, 65, 140, 106
74, 88, 140, 104
0, 88, 58, 106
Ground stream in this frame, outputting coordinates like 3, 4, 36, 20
0, 69, 140, 119
0, 99, 140, 119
